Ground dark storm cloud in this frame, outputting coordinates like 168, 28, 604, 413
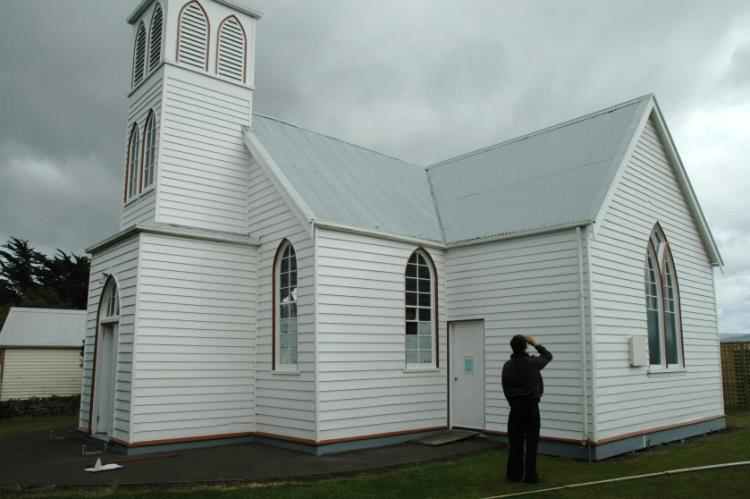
1, 0, 749, 330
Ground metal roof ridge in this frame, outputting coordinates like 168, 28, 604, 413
9, 307, 86, 314
426, 94, 654, 172
252, 113, 426, 171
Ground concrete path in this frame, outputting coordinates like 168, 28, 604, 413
0, 427, 500, 488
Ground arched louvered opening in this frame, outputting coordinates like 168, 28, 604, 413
125, 125, 140, 202
177, 1, 209, 71
643, 223, 684, 368
141, 111, 157, 191
148, 3, 163, 72
216, 15, 247, 82
132, 22, 147, 87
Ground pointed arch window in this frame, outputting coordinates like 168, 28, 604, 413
125, 125, 140, 201
405, 249, 437, 367
274, 241, 298, 370
132, 22, 147, 87
141, 111, 157, 191
643, 224, 684, 367
177, 1, 209, 71
148, 3, 163, 72
216, 15, 247, 82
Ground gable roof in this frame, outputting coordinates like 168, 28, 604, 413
245, 95, 721, 265
427, 95, 651, 243
0, 308, 86, 348
250, 114, 443, 242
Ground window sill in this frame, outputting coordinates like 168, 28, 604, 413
647, 366, 687, 376
272, 368, 301, 376
403, 367, 440, 373
124, 186, 155, 207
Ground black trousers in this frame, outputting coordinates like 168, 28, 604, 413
506, 399, 540, 482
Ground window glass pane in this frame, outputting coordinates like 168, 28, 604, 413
289, 349, 298, 364
406, 292, 417, 306
416, 253, 425, 265
408, 253, 418, 265
406, 335, 418, 349
406, 264, 418, 277
418, 279, 430, 293
281, 272, 288, 288
647, 310, 661, 364
280, 350, 290, 365
665, 312, 678, 364
281, 257, 288, 274
289, 303, 297, 318
419, 292, 431, 307
419, 335, 432, 349
419, 308, 431, 321
406, 278, 417, 291
406, 307, 416, 321
280, 333, 289, 349
419, 350, 432, 363
418, 321, 431, 336
280, 304, 288, 319
406, 321, 418, 335
406, 350, 418, 364
418, 265, 430, 280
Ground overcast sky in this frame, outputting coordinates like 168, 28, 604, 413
1, 0, 748, 332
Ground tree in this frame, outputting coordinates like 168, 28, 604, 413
0, 237, 90, 328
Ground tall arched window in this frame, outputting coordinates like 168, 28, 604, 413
216, 15, 247, 82
643, 224, 683, 367
148, 3, 163, 72
177, 1, 209, 71
125, 125, 140, 201
141, 111, 157, 191
132, 22, 147, 87
274, 241, 298, 370
405, 249, 437, 366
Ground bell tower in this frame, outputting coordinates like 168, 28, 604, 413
121, 0, 260, 234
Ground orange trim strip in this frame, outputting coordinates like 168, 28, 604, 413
317, 426, 447, 445
120, 431, 253, 448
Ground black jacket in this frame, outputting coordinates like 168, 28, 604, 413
502, 344, 553, 404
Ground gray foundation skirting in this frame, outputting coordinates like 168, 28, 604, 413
487, 416, 726, 461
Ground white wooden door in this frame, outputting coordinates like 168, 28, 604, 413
451, 320, 485, 429
95, 323, 118, 436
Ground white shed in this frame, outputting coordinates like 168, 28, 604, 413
0, 308, 86, 401
78, 0, 725, 460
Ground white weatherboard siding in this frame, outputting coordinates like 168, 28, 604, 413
121, 72, 163, 229
1, 349, 82, 401
79, 236, 139, 441
446, 229, 588, 441
249, 158, 316, 441
590, 118, 723, 441
316, 228, 447, 441
131, 233, 256, 442
156, 64, 252, 233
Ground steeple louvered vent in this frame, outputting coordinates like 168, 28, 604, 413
132, 22, 147, 86
177, 1, 209, 71
148, 4, 163, 72
217, 16, 246, 82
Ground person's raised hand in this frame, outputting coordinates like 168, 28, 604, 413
524, 335, 537, 346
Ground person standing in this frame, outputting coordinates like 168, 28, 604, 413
502, 334, 553, 483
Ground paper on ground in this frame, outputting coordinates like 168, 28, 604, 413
85, 457, 123, 473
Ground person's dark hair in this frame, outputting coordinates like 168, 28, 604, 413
510, 335, 527, 355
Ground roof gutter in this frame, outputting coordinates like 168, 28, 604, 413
312, 219, 593, 250
445, 220, 594, 249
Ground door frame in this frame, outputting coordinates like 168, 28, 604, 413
447, 319, 486, 430
89, 274, 120, 438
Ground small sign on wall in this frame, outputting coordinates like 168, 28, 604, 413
464, 355, 474, 374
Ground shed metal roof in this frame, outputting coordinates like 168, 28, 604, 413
0, 308, 86, 348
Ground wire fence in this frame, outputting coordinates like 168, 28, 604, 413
721, 342, 750, 408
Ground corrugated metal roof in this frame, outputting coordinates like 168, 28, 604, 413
0, 308, 87, 348
427, 95, 651, 242
251, 114, 444, 242
247, 96, 652, 244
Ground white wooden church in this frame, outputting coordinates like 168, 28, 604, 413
79, 0, 726, 459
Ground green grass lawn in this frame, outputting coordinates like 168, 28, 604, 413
6, 411, 750, 498
0, 415, 77, 438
